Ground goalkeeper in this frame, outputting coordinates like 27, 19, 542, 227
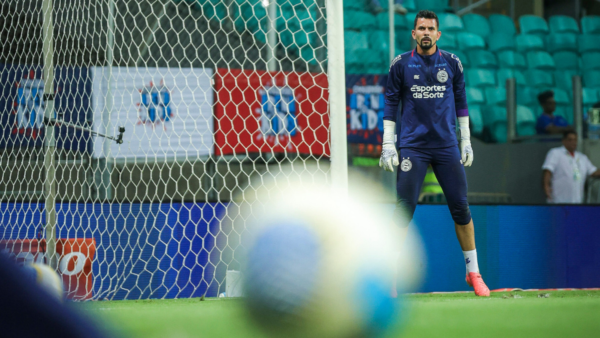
380, 10, 490, 296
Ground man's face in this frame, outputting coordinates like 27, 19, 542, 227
412, 18, 440, 51
542, 97, 556, 114
563, 133, 577, 153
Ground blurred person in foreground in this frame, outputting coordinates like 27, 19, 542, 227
536, 90, 572, 135
380, 10, 490, 297
542, 130, 600, 203
0, 251, 107, 338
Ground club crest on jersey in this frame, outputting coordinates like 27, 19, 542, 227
401, 158, 412, 172
437, 69, 448, 83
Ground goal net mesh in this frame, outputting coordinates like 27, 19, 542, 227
0, 0, 331, 300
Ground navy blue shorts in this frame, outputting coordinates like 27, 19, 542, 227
394, 146, 472, 227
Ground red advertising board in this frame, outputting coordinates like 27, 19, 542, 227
1, 239, 96, 300
214, 68, 330, 156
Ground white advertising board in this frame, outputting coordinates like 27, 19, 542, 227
92, 67, 214, 159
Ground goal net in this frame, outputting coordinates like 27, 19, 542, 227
0, 0, 340, 300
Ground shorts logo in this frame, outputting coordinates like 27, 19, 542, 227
437, 69, 448, 83
401, 157, 412, 172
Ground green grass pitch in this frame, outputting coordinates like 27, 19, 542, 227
79, 291, 600, 338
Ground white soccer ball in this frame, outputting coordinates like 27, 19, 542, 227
240, 177, 422, 338
25, 263, 64, 301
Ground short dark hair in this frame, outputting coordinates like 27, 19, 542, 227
414, 10, 439, 29
537, 90, 554, 105
563, 130, 577, 139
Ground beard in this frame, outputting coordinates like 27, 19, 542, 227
418, 38, 435, 50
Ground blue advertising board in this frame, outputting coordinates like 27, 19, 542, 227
346, 74, 388, 145
0, 64, 92, 152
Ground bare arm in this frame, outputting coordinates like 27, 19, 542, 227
543, 169, 553, 200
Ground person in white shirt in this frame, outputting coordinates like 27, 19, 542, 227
542, 131, 600, 203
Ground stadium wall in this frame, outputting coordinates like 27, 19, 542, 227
412, 204, 600, 292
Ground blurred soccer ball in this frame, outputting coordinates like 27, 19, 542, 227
23, 263, 64, 301
241, 178, 422, 338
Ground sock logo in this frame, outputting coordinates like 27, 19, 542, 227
466, 258, 471, 264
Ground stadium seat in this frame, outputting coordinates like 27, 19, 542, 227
376, 13, 408, 30
555, 106, 574, 124
584, 71, 600, 88
581, 52, 600, 71
415, 0, 447, 12
466, 87, 485, 105
525, 69, 554, 88
552, 52, 580, 71
462, 13, 491, 38
406, 12, 417, 29
234, 0, 268, 40
469, 105, 485, 136
438, 32, 457, 50
465, 69, 496, 87
546, 33, 578, 53
344, 10, 377, 31
497, 50, 527, 70
552, 87, 571, 105
516, 86, 537, 106
554, 70, 580, 91
468, 50, 498, 69
446, 50, 469, 67
581, 15, 600, 34
404, 0, 417, 12
549, 15, 580, 34
519, 15, 549, 36
485, 87, 507, 106
497, 68, 527, 87
345, 30, 369, 53
526, 51, 556, 70
457, 32, 486, 50
487, 34, 515, 53
489, 14, 516, 35
438, 13, 464, 32
397, 32, 413, 52
343, 1, 364, 11
515, 34, 545, 52
516, 105, 537, 136
583, 87, 600, 107
578, 35, 600, 54
369, 30, 391, 56
483, 106, 508, 143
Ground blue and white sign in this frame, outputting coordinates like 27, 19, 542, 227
258, 83, 298, 143
346, 74, 388, 145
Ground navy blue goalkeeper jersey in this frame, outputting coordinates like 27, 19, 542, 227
383, 47, 468, 148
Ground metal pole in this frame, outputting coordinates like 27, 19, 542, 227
506, 78, 517, 143
102, 0, 115, 201
267, 0, 277, 72
326, 0, 348, 194
41, 0, 57, 270
573, 75, 583, 149
389, 0, 395, 64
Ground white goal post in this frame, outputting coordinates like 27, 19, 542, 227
0, 0, 346, 300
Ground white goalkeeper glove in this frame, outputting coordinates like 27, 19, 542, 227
379, 120, 399, 172
458, 116, 474, 167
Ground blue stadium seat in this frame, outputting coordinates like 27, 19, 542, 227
549, 15, 580, 34
465, 69, 496, 87
438, 13, 464, 32
581, 52, 600, 71
344, 10, 376, 31
489, 14, 516, 35
554, 70, 580, 91
497, 50, 527, 70
487, 34, 515, 52
525, 69, 554, 88
483, 106, 508, 143
375, 12, 408, 30
519, 15, 549, 36
468, 50, 498, 69
581, 16, 600, 34
516, 87, 538, 106
526, 51, 556, 70
446, 50, 470, 68
438, 32, 457, 50
497, 68, 527, 87
344, 1, 364, 10
469, 105, 485, 137
415, 0, 447, 12
345, 30, 369, 53
515, 34, 545, 52
457, 32, 486, 50
546, 33, 578, 53
396, 31, 413, 52
583, 87, 600, 107
555, 106, 574, 124
404, 0, 417, 12
579, 35, 600, 54
462, 13, 491, 38
466, 87, 485, 106
516, 105, 537, 136
406, 12, 417, 30
584, 71, 600, 88
485, 87, 507, 106
552, 52, 580, 71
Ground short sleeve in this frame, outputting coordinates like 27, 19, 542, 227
542, 150, 558, 172
583, 155, 598, 176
